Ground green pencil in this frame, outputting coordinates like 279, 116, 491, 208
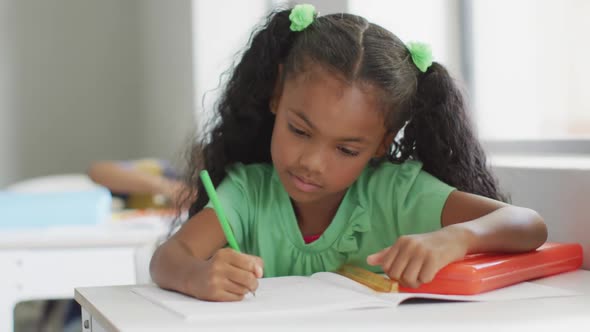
199, 170, 241, 253
200, 170, 257, 296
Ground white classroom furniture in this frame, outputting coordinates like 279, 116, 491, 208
0, 221, 167, 332
76, 270, 590, 332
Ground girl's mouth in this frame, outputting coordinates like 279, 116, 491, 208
288, 172, 322, 193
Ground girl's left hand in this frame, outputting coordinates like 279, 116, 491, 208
366, 226, 469, 288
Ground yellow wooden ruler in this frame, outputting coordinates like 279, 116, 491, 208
336, 264, 398, 293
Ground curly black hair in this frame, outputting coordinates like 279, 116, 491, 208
181, 8, 507, 221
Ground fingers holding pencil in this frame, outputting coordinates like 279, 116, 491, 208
189, 248, 264, 301
225, 249, 264, 294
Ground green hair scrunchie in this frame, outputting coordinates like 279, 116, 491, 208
289, 4, 316, 32
406, 41, 433, 73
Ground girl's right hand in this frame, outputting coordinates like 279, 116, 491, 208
185, 248, 264, 302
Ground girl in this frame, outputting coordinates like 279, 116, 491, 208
150, 4, 547, 302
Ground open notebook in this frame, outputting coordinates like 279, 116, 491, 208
133, 271, 579, 321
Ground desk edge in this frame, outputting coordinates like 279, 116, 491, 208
75, 288, 121, 332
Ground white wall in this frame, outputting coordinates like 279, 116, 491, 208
492, 156, 590, 269
137, 0, 195, 166
0, 0, 195, 186
0, 0, 142, 186
350, 0, 463, 79
0, 0, 17, 185
192, 0, 269, 133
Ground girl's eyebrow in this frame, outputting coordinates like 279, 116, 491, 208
289, 108, 368, 143
290, 108, 316, 129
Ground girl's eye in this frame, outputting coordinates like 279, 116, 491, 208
288, 123, 309, 137
338, 146, 360, 157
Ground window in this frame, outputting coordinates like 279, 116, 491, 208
470, 0, 590, 140
351, 0, 590, 146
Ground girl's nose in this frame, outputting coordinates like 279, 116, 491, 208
297, 145, 326, 174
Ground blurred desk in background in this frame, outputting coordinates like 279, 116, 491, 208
0, 216, 169, 332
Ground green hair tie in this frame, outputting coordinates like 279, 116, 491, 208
406, 41, 433, 73
289, 4, 316, 32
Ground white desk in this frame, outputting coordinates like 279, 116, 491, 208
75, 270, 590, 332
0, 220, 168, 332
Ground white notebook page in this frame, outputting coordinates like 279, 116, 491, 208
133, 276, 392, 321
133, 274, 580, 321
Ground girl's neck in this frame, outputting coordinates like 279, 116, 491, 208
291, 191, 346, 236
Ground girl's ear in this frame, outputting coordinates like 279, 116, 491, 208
375, 131, 396, 158
269, 65, 284, 115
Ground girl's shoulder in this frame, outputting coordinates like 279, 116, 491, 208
221, 163, 285, 210
354, 160, 452, 199
359, 160, 424, 182
223, 162, 275, 188
226, 162, 273, 177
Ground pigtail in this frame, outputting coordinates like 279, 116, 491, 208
393, 63, 508, 202
187, 9, 296, 217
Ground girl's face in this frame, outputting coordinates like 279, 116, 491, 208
270, 65, 389, 205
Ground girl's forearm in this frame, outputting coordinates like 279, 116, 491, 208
447, 206, 548, 254
149, 239, 207, 294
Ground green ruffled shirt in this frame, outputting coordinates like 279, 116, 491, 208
205, 161, 455, 277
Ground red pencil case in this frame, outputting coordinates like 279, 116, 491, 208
400, 242, 583, 295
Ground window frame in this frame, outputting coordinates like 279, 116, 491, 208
460, 0, 590, 155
